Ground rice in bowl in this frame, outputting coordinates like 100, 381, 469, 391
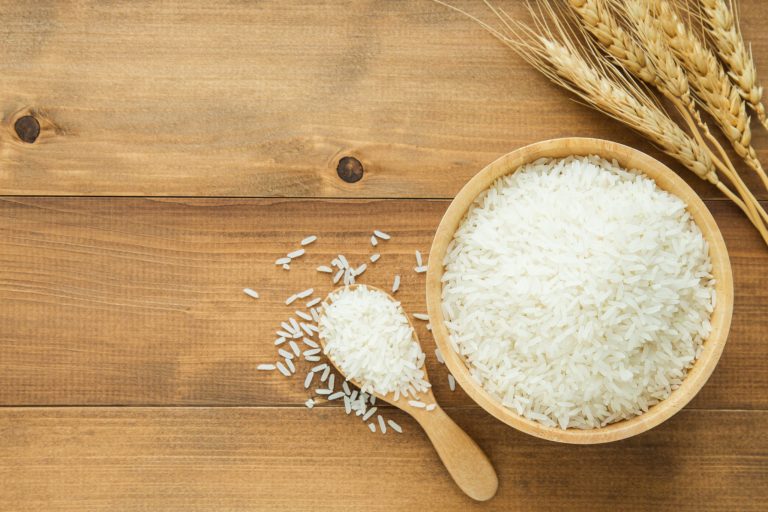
440, 155, 715, 430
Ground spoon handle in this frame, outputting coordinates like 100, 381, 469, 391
412, 404, 498, 501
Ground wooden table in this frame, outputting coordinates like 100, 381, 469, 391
1, 1, 766, 510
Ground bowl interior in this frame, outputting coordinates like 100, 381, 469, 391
426, 138, 733, 444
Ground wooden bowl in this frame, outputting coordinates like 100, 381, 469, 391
426, 138, 734, 444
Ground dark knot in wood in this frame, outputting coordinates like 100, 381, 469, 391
14, 115, 40, 143
337, 156, 364, 183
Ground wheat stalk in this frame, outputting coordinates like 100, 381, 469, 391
698, 0, 768, 129
650, 0, 768, 190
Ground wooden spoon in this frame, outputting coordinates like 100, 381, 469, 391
317, 284, 498, 501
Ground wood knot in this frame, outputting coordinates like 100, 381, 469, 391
336, 156, 364, 183
14, 115, 41, 143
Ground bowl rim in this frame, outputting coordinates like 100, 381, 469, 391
425, 137, 734, 444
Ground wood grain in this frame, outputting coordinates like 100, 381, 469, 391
0, 0, 766, 198
1, 407, 766, 512
1, 197, 765, 409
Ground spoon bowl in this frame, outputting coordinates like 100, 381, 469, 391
317, 284, 499, 502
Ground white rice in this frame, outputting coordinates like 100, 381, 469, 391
415, 250, 423, 267
278, 348, 293, 360
392, 275, 400, 294
371, 235, 378, 247
243, 288, 259, 299
287, 248, 305, 259
296, 310, 313, 321
441, 155, 716, 429
301, 235, 317, 246
370, 253, 381, 263
407, 400, 426, 408
282, 263, 290, 270
435, 348, 444, 364
374, 230, 391, 240
329, 391, 345, 400
257, 364, 276, 371
297, 288, 314, 299
448, 374, 456, 391
285, 295, 298, 306
275, 257, 291, 265
317, 265, 333, 273
306, 298, 322, 308
305, 398, 315, 409
378, 415, 387, 433
276, 362, 291, 377
312, 363, 328, 373
303, 338, 319, 349
387, 419, 403, 433
414, 266, 427, 273
413, 313, 429, 321
289, 340, 301, 357
274, 337, 286, 346
368, 423, 376, 433
284, 357, 296, 374
425, 403, 436, 411
304, 372, 314, 389
300, 323, 314, 336
319, 285, 430, 398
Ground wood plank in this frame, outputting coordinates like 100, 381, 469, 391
1, 197, 766, 408
0, 407, 765, 511
0, 0, 766, 198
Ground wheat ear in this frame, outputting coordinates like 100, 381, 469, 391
566, 0, 656, 84
651, 0, 768, 190
698, 0, 768, 129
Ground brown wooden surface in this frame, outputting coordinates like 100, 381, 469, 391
1, 0, 767, 510
1, 408, 766, 512
0, 0, 767, 198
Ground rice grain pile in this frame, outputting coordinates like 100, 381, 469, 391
320, 285, 431, 400
441, 156, 715, 429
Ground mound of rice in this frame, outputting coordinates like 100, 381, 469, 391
319, 285, 430, 399
441, 155, 715, 429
